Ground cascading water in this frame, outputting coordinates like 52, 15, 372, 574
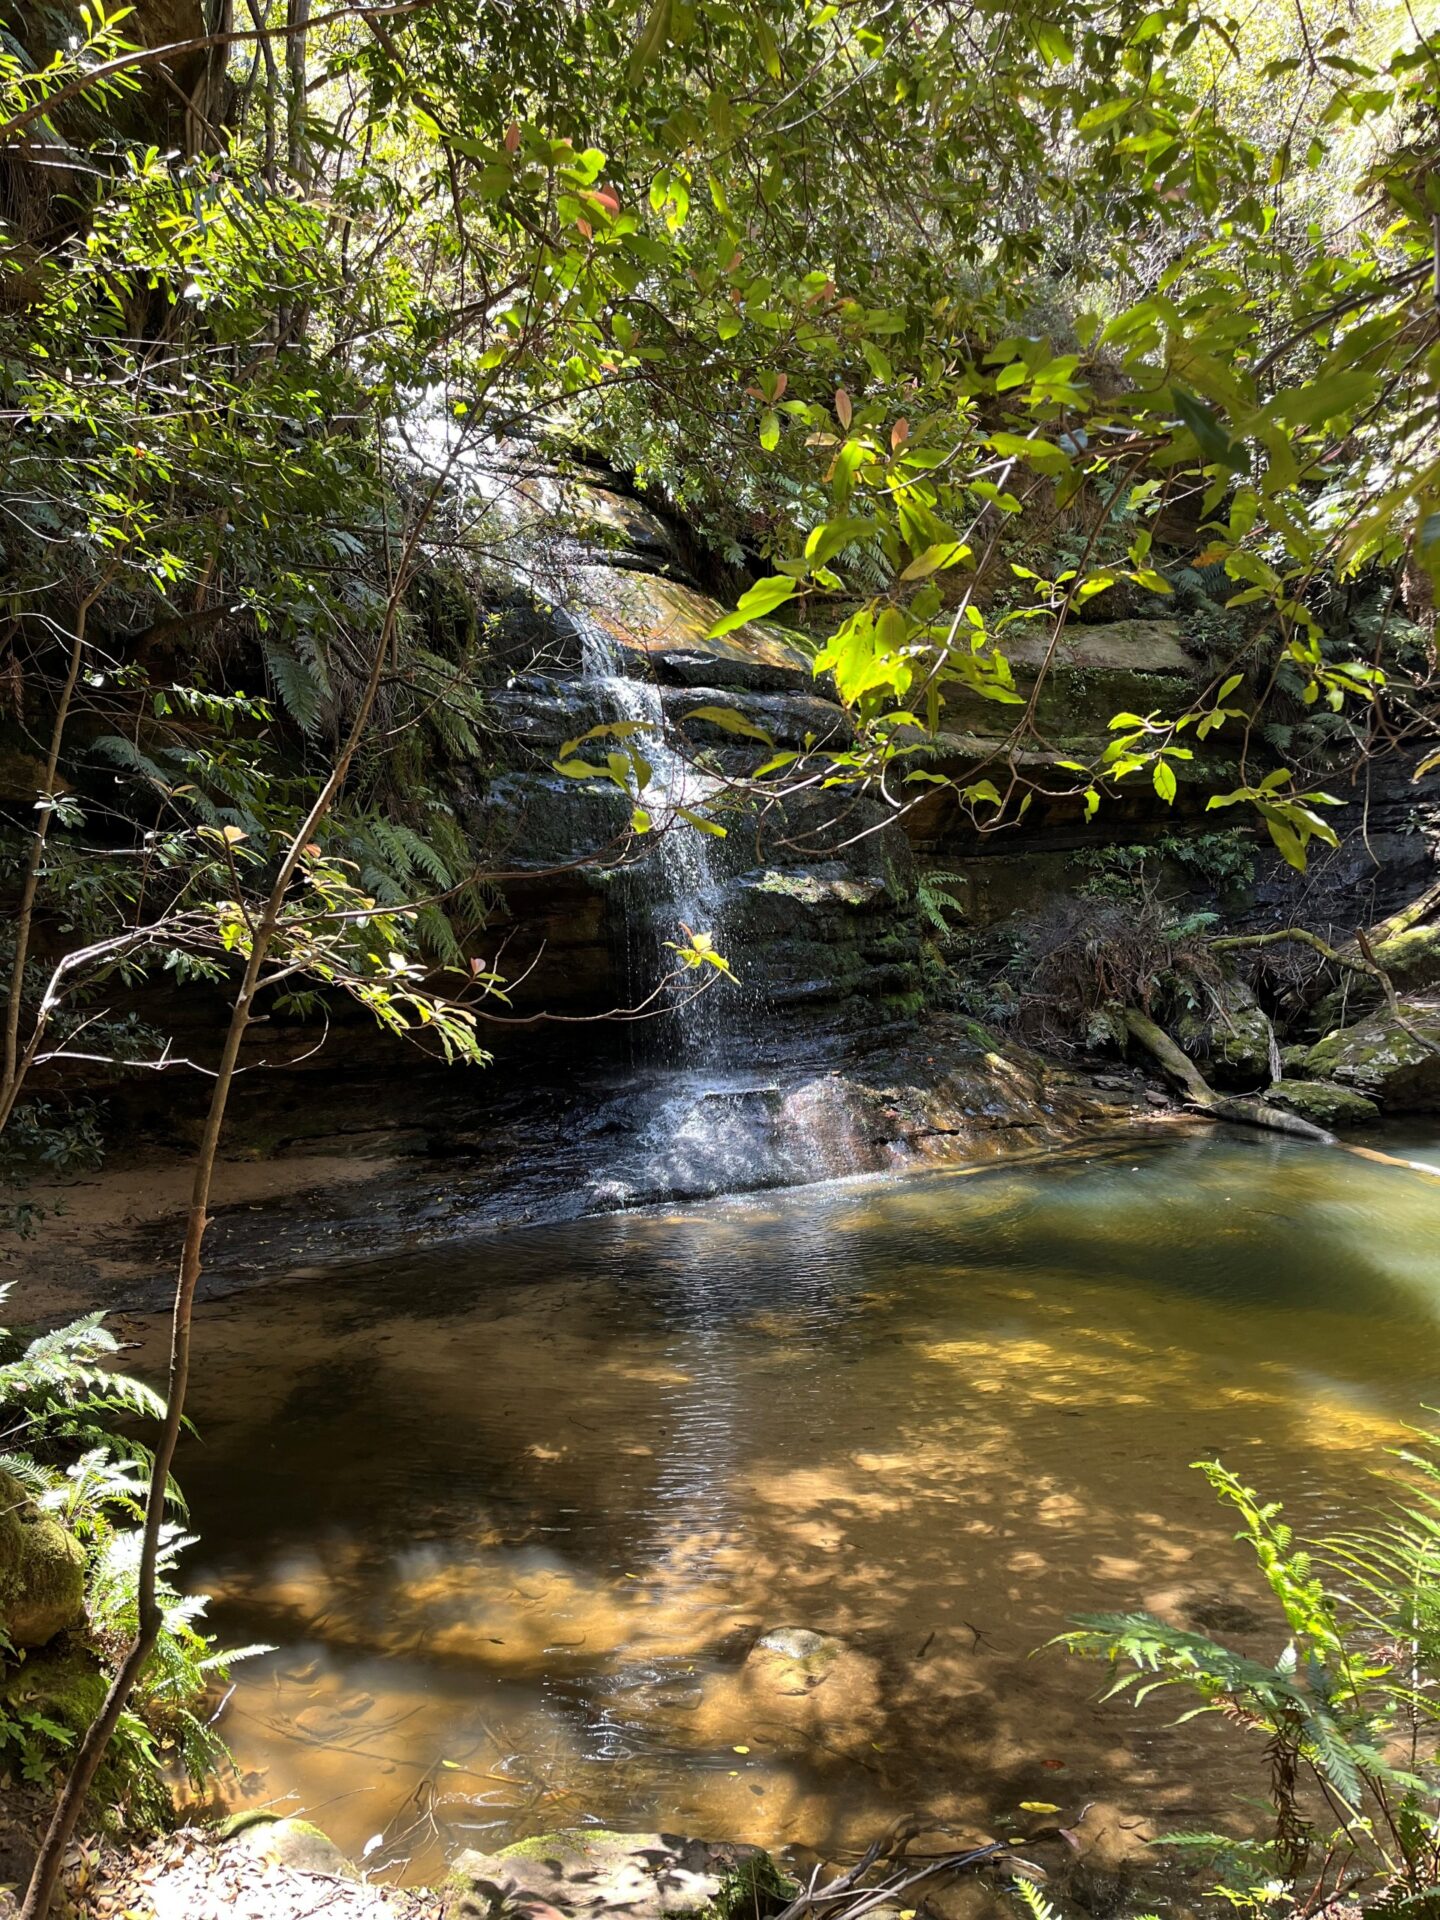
568, 612, 829, 1207
573, 612, 737, 1064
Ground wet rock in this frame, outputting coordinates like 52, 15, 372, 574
1264, 1079, 1381, 1128
1304, 1001, 1440, 1110
753, 1627, 837, 1664
232, 1816, 358, 1879
449, 1830, 760, 1920
0, 1468, 86, 1648
573, 566, 811, 688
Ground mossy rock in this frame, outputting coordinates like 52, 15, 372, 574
1372, 922, 1440, 994
1306, 928, 1440, 1036
0, 1643, 106, 1730
1265, 1079, 1381, 1128
1304, 1001, 1440, 1110
1176, 980, 1273, 1090
0, 1468, 86, 1648
231, 1816, 357, 1879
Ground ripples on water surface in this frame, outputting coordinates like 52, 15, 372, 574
156, 1129, 1440, 1879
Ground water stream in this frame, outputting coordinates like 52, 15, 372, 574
574, 611, 737, 1065
155, 1127, 1440, 1881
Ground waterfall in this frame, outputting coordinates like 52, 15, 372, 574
573, 614, 736, 1062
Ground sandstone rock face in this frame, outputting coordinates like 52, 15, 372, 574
0, 1468, 86, 1648
1265, 1079, 1381, 1128
1304, 1002, 1440, 1110
450, 1830, 759, 1920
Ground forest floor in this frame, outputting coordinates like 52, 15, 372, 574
0, 1814, 445, 1920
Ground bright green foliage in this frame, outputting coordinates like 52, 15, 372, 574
1060, 1448, 1440, 1909
1, 0, 1438, 1172
0, 1286, 267, 1809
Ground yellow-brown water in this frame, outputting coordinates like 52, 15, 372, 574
160, 1129, 1440, 1881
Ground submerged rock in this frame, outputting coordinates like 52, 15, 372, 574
752, 1627, 837, 1664
1265, 1079, 1381, 1128
450, 1830, 760, 1920
1303, 1001, 1440, 1110
0, 1467, 86, 1648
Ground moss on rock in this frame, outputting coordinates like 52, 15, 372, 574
1304, 1001, 1440, 1110
1372, 922, 1440, 995
0, 1468, 86, 1648
1176, 980, 1274, 1090
1265, 1079, 1381, 1128
231, 1816, 357, 1879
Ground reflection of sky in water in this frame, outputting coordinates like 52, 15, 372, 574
163, 1131, 1440, 1878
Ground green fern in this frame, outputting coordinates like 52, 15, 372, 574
262, 637, 327, 732
916, 868, 968, 935
0, 1286, 269, 1808
1058, 1448, 1440, 1904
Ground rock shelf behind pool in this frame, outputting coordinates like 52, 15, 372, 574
450, 1830, 760, 1920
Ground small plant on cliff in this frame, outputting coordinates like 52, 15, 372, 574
916, 870, 970, 939
1058, 1446, 1440, 1914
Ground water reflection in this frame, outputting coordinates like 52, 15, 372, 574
157, 1131, 1440, 1879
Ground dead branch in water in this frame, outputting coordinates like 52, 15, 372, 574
774, 1840, 1010, 1920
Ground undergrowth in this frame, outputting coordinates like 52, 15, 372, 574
1058, 1434, 1440, 1917
0, 1287, 267, 1823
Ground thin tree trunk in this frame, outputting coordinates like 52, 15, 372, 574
285, 0, 312, 184
19, 463, 431, 1918
0, 592, 102, 1134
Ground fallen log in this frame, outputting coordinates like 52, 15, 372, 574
1121, 1007, 1440, 1180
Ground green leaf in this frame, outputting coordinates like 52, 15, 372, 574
1153, 759, 1177, 804
676, 805, 726, 837
901, 540, 972, 581
1267, 370, 1377, 429
683, 704, 774, 744
629, 0, 672, 79
708, 576, 797, 638
804, 515, 878, 566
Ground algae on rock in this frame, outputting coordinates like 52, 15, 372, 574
1265, 1079, 1381, 1128
1304, 1002, 1440, 1110
0, 1466, 86, 1648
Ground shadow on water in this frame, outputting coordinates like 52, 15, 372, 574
149, 1130, 1440, 1880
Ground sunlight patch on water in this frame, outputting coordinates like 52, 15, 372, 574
150, 1131, 1440, 1880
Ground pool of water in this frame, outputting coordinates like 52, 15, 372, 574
154, 1127, 1440, 1880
